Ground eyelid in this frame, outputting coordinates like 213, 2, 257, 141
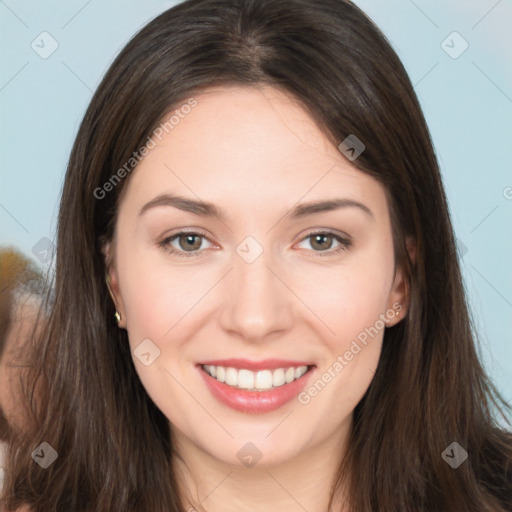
298, 227, 352, 241
158, 227, 212, 244
161, 227, 210, 237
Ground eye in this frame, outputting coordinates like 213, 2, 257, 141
296, 230, 352, 256
160, 231, 213, 258
159, 229, 352, 259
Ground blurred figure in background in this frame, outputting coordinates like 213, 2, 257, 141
0, 247, 49, 440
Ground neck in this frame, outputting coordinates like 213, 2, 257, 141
172, 417, 352, 512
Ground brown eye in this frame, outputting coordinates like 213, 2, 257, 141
160, 231, 212, 258
177, 233, 203, 252
296, 230, 352, 257
309, 233, 335, 251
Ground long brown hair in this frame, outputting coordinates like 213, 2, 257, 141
2, 0, 511, 510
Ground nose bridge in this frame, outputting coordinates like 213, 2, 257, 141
219, 235, 293, 341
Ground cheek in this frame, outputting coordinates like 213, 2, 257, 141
115, 243, 214, 383
115, 248, 199, 425
115, 240, 177, 346
294, 261, 393, 426
122, 280, 166, 342
295, 247, 394, 349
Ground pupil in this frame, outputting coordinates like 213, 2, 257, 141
313, 234, 331, 250
181, 234, 200, 251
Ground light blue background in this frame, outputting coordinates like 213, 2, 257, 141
1, 1, 511, 417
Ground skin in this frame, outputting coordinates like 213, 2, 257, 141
106, 85, 409, 512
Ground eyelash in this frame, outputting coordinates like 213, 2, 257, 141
159, 230, 352, 259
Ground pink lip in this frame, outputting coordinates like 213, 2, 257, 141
198, 358, 314, 371
197, 362, 315, 414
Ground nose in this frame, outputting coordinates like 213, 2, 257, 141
219, 244, 294, 344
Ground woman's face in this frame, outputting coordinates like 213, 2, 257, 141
106, 85, 407, 467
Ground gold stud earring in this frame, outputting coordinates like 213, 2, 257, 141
114, 311, 121, 324
395, 311, 400, 316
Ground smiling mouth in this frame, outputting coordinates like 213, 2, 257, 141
200, 364, 314, 391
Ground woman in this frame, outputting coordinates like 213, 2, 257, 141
2, 0, 511, 510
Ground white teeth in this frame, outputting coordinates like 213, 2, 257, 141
238, 369, 254, 389
255, 370, 273, 390
272, 368, 285, 387
202, 364, 309, 391
216, 366, 226, 383
225, 367, 238, 386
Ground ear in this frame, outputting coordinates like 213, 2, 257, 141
386, 236, 416, 327
102, 240, 127, 329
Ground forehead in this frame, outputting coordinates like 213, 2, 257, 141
118, 85, 389, 224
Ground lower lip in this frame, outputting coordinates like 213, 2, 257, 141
198, 365, 314, 414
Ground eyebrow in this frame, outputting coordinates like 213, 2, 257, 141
139, 194, 373, 220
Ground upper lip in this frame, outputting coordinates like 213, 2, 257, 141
198, 358, 315, 371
